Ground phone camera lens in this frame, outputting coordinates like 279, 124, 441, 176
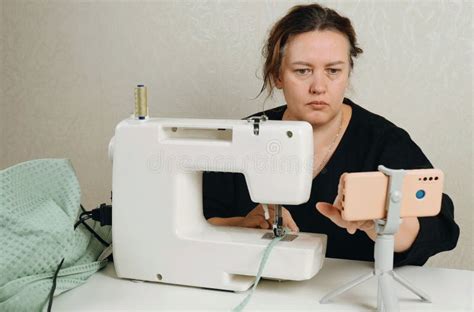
416, 189, 426, 199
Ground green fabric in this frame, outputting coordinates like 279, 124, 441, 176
0, 159, 111, 312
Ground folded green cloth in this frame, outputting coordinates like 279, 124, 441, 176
0, 159, 111, 312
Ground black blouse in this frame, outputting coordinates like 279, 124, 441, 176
203, 98, 459, 266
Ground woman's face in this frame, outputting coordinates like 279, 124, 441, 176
276, 30, 351, 126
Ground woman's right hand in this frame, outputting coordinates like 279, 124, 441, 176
238, 204, 299, 232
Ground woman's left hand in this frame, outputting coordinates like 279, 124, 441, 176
315, 173, 374, 235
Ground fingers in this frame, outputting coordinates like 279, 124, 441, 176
358, 220, 375, 232
256, 204, 300, 233
241, 214, 270, 229
246, 204, 301, 233
248, 204, 273, 221
268, 205, 299, 233
316, 202, 350, 231
259, 220, 270, 229
281, 207, 299, 232
316, 202, 368, 235
346, 223, 359, 234
262, 204, 270, 220
333, 173, 347, 209
317, 202, 352, 232
347, 221, 373, 234
316, 202, 341, 222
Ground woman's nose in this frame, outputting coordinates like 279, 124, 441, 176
309, 72, 326, 95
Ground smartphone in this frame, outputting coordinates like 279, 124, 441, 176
340, 169, 444, 221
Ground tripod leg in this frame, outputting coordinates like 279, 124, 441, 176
392, 271, 431, 303
377, 282, 383, 312
377, 282, 385, 312
379, 273, 399, 312
320, 271, 375, 304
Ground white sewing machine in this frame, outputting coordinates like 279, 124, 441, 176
108, 90, 326, 291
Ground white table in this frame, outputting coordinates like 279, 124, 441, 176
53, 258, 473, 311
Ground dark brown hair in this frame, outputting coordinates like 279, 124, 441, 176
259, 3, 363, 98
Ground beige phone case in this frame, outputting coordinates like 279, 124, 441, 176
341, 169, 444, 221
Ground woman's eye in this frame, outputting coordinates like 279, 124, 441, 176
327, 68, 341, 75
295, 68, 311, 75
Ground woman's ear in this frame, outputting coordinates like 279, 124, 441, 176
274, 75, 283, 89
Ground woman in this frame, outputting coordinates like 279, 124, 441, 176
203, 3, 459, 266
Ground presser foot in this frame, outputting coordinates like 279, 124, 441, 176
261, 232, 298, 241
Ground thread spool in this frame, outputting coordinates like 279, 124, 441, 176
135, 85, 148, 120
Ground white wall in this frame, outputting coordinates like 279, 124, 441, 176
1, 0, 472, 270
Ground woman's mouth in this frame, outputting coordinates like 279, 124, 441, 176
307, 101, 329, 108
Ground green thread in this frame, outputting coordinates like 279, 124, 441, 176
232, 229, 288, 312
